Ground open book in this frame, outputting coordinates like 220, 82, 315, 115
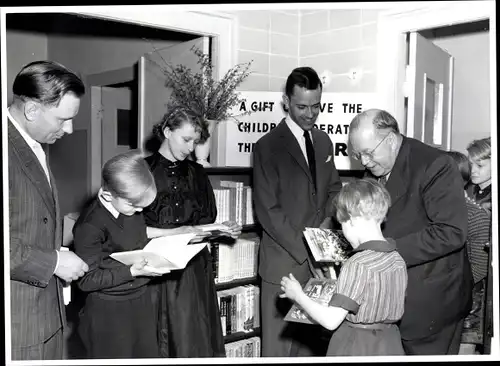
303, 227, 350, 263
110, 233, 205, 274
197, 223, 234, 241
284, 278, 338, 324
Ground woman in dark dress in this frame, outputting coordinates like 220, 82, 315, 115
143, 107, 241, 358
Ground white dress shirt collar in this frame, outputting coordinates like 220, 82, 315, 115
7, 108, 42, 151
285, 114, 312, 141
98, 188, 120, 219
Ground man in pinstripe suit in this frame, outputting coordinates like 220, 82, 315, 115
8, 61, 89, 360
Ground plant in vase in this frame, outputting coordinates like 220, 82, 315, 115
154, 45, 253, 167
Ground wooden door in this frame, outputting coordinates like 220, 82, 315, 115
407, 32, 454, 150
138, 36, 210, 154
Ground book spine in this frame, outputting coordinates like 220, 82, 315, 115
231, 292, 237, 334
212, 242, 219, 284
237, 289, 243, 333
254, 285, 260, 328
247, 187, 254, 225
219, 293, 227, 337
226, 293, 232, 335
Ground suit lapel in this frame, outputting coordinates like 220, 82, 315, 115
363, 136, 410, 208
8, 120, 56, 219
385, 137, 410, 207
278, 119, 313, 184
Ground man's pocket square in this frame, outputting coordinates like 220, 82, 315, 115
325, 155, 332, 163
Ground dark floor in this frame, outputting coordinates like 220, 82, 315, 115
64, 292, 87, 359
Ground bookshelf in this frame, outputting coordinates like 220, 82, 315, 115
206, 167, 262, 355
224, 328, 261, 344
216, 277, 259, 292
206, 167, 364, 356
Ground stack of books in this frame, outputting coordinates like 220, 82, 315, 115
213, 180, 254, 225
211, 237, 259, 284
217, 285, 260, 336
225, 336, 261, 357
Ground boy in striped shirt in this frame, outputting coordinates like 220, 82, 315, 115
280, 178, 408, 356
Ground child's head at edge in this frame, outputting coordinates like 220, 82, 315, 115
333, 178, 391, 248
101, 150, 157, 216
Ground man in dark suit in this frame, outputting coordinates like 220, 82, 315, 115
253, 67, 343, 357
8, 61, 89, 360
348, 109, 473, 355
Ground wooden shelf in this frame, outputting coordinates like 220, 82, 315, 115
205, 167, 253, 175
242, 224, 260, 232
206, 166, 364, 178
216, 277, 259, 291
224, 328, 261, 344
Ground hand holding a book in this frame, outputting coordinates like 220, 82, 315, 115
130, 258, 168, 277
221, 221, 242, 239
279, 273, 304, 302
177, 226, 210, 243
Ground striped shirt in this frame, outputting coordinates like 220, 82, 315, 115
465, 196, 491, 284
329, 239, 407, 324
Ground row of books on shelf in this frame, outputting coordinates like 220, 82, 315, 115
210, 237, 259, 284
218, 285, 260, 336
225, 336, 261, 358
213, 181, 254, 226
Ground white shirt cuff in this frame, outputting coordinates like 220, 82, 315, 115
54, 250, 60, 274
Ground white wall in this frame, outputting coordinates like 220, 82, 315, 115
6, 30, 48, 104
431, 31, 490, 153
48, 34, 179, 78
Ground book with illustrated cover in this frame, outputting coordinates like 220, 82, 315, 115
284, 278, 338, 324
303, 227, 351, 263
110, 233, 205, 273
197, 223, 233, 242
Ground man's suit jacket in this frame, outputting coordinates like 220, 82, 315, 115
8, 120, 66, 348
370, 136, 473, 340
253, 119, 343, 285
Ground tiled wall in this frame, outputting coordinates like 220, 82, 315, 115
299, 9, 382, 93
225, 9, 300, 92
226, 8, 385, 93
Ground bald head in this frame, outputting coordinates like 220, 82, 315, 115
350, 109, 400, 135
348, 109, 402, 177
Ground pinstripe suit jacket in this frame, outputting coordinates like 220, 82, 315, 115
8, 119, 66, 348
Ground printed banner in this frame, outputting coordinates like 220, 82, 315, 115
211, 92, 380, 169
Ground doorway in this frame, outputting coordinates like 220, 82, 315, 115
375, 1, 494, 141
417, 19, 490, 152
5, 12, 209, 214
376, 1, 495, 356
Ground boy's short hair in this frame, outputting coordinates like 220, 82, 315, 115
334, 178, 391, 223
446, 150, 471, 187
102, 150, 156, 204
467, 137, 491, 161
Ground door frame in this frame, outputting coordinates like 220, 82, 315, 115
87, 67, 136, 195
376, 0, 495, 135
72, 8, 236, 194
74, 8, 237, 80
378, 1, 497, 356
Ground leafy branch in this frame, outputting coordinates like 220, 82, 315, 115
148, 41, 253, 123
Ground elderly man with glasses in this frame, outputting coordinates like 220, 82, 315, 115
348, 109, 473, 356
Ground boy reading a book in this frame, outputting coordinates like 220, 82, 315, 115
280, 178, 408, 356
73, 150, 174, 358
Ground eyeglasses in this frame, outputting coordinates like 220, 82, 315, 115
352, 132, 391, 161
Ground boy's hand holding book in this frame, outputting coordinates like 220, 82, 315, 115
130, 258, 167, 277
279, 273, 304, 302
